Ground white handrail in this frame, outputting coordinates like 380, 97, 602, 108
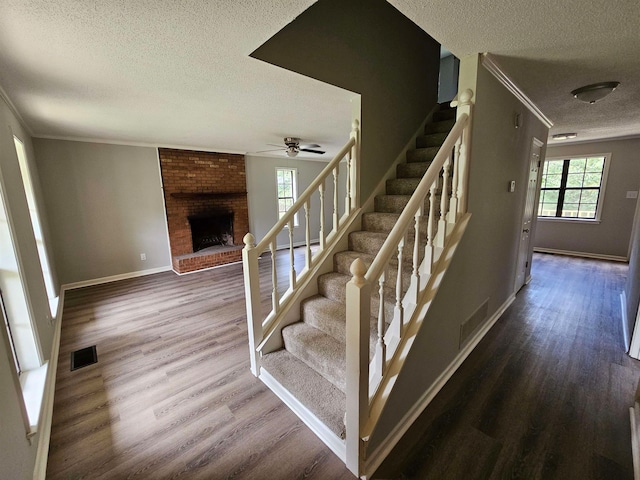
255, 130, 357, 255
365, 114, 467, 283
345, 89, 474, 476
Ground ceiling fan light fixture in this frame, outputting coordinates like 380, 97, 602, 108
571, 82, 620, 104
286, 146, 299, 157
552, 133, 577, 140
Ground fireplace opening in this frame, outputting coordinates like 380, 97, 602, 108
188, 212, 234, 252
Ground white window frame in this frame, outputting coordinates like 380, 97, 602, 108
537, 153, 611, 224
276, 167, 299, 227
13, 136, 57, 315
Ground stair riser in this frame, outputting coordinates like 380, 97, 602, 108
433, 108, 456, 122
416, 133, 448, 149
424, 119, 455, 134
282, 325, 346, 392
406, 147, 439, 164
397, 162, 430, 178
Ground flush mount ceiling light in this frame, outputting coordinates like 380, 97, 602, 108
571, 82, 620, 104
552, 133, 578, 140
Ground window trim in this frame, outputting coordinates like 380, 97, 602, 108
275, 167, 299, 227
537, 153, 611, 223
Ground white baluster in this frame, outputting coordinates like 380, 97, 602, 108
448, 138, 461, 223
333, 166, 339, 232
412, 207, 422, 305
270, 240, 279, 313
391, 237, 405, 339
345, 151, 352, 213
304, 200, 311, 270
373, 271, 386, 381
350, 119, 360, 210
288, 219, 296, 291
456, 89, 474, 215
436, 157, 451, 247
424, 184, 437, 275
319, 182, 326, 250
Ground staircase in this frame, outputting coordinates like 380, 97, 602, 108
260, 104, 457, 438
242, 90, 474, 477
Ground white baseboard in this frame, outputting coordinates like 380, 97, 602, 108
61, 265, 172, 290
533, 247, 627, 262
363, 293, 516, 478
622, 293, 630, 352
32, 287, 65, 480
259, 368, 346, 463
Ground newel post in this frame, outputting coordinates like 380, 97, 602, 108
452, 88, 474, 215
345, 258, 370, 476
242, 233, 262, 376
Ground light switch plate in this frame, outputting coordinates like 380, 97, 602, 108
509, 180, 516, 192
627, 191, 639, 199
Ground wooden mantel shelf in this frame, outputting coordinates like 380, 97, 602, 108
170, 191, 247, 199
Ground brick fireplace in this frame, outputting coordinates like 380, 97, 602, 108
158, 148, 249, 274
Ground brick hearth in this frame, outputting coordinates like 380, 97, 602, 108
158, 148, 249, 274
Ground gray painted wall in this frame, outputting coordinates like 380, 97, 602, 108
251, 0, 440, 202
0, 96, 54, 479
534, 138, 640, 258
368, 57, 549, 450
627, 197, 640, 341
33, 139, 171, 285
245, 154, 343, 248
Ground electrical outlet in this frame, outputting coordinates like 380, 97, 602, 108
140, 253, 146, 261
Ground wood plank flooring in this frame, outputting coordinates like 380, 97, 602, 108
47, 250, 354, 480
47, 251, 638, 479
373, 253, 639, 479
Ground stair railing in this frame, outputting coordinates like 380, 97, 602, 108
345, 90, 474, 475
243, 120, 360, 376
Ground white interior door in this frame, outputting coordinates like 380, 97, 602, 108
515, 138, 544, 292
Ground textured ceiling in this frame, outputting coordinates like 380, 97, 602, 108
0, 0, 354, 158
0, 1, 639, 155
389, 0, 640, 145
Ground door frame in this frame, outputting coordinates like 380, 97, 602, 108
514, 137, 545, 293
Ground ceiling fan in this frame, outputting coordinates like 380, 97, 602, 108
257, 137, 325, 157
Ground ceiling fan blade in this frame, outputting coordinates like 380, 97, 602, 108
300, 143, 321, 149
255, 148, 284, 153
266, 143, 284, 148
299, 148, 326, 155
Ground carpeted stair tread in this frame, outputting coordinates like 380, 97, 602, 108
334, 250, 413, 281
362, 212, 400, 233
261, 349, 346, 438
282, 322, 346, 392
397, 161, 431, 179
348, 230, 389, 255
386, 178, 421, 195
374, 194, 411, 213
318, 271, 402, 322
406, 147, 440, 164
301, 294, 381, 359
433, 108, 456, 122
417, 132, 449, 148
424, 119, 455, 134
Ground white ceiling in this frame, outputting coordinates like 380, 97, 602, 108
0, 1, 639, 157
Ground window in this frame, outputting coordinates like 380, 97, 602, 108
538, 154, 610, 221
276, 167, 298, 225
13, 136, 57, 315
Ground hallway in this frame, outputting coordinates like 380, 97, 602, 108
375, 253, 637, 479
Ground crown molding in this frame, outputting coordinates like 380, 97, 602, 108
481, 53, 553, 129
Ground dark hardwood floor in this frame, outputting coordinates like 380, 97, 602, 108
373, 253, 638, 479
47, 251, 637, 479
